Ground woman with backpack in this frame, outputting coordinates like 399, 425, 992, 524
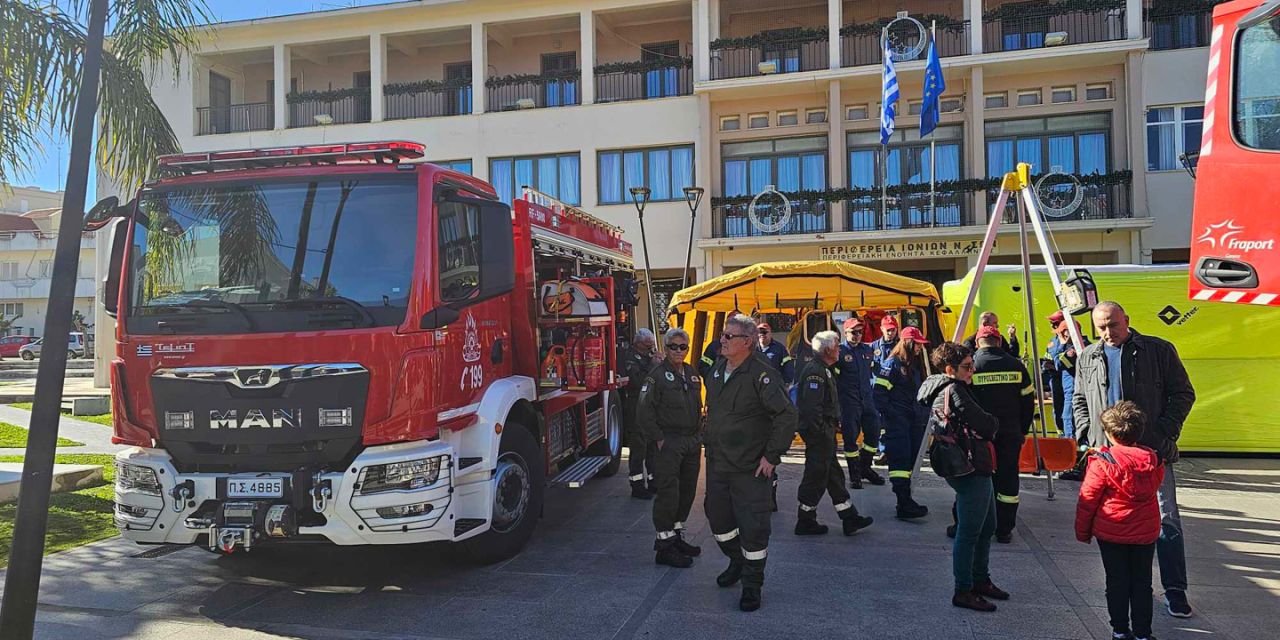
874, 326, 931, 519
919, 341, 1008, 612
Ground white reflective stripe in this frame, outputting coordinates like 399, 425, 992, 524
1223, 291, 1246, 303
713, 528, 740, 542
673, 521, 685, 530
741, 547, 768, 561
798, 503, 818, 512
436, 402, 481, 422
834, 501, 852, 512
629, 474, 645, 481
1193, 289, 1215, 301
1253, 294, 1278, 305
657, 530, 677, 540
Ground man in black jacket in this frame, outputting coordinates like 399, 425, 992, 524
1072, 301, 1196, 619
622, 329, 662, 499
794, 331, 874, 537
962, 311, 1020, 358
704, 314, 797, 612
969, 326, 1036, 543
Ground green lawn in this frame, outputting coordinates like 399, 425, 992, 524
0, 422, 83, 447
0, 454, 117, 566
9, 402, 112, 427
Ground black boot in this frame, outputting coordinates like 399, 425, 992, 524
739, 586, 762, 612
839, 508, 874, 535
844, 455, 863, 490
631, 481, 654, 500
893, 482, 928, 520
795, 516, 829, 536
672, 529, 701, 557
861, 453, 886, 485
654, 538, 693, 568
717, 559, 744, 587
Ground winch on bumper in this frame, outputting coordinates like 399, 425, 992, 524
114, 439, 487, 550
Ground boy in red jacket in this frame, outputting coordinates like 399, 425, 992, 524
1075, 401, 1165, 640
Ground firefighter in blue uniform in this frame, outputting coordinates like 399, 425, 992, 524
755, 322, 795, 385
836, 317, 885, 489
874, 326, 930, 519
1045, 310, 1088, 440
870, 314, 900, 370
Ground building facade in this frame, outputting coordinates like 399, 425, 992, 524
0, 200, 97, 338
135, 0, 1209, 306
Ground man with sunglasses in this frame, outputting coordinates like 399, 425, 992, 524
704, 314, 798, 612
637, 328, 705, 568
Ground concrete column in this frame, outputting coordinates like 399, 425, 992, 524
581, 11, 596, 106
696, 93, 714, 241
828, 0, 841, 70
1125, 0, 1142, 40
471, 23, 486, 115
1124, 51, 1148, 219
828, 80, 847, 232
695, 0, 711, 82
273, 44, 289, 129
966, 67, 987, 224
966, 0, 983, 55
370, 34, 386, 122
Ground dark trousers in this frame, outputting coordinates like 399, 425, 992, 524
993, 433, 1025, 536
884, 415, 925, 487
797, 427, 852, 514
652, 433, 701, 534
627, 407, 657, 486
705, 463, 772, 588
1098, 540, 1156, 638
947, 473, 996, 591
840, 407, 881, 458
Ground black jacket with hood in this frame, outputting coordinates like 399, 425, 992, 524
919, 374, 1000, 475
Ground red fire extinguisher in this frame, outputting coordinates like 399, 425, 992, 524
541, 345, 567, 388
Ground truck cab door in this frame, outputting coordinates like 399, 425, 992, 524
430, 195, 515, 415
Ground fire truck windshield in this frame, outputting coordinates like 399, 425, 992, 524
126, 174, 418, 335
1234, 9, 1280, 150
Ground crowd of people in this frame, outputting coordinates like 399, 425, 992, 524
619, 301, 1196, 635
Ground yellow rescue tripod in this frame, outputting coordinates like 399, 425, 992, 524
911, 163, 1089, 501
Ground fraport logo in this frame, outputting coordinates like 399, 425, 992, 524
1196, 220, 1276, 253
136, 344, 153, 357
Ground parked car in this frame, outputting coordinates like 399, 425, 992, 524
0, 335, 37, 359
19, 332, 93, 360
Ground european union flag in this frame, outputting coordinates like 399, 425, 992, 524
920, 38, 946, 138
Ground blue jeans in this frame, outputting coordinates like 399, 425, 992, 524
947, 474, 997, 591
1157, 465, 1188, 593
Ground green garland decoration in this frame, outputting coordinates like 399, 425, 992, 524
594, 57, 692, 75
286, 87, 370, 104
384, 77, 472, 96
983, 0, 1126, 22
1143, 0, 1226, 19
840, 14, 969, 38
485, 69, 581, 89
710, 170, 1132, 207
711, 27, 829, 51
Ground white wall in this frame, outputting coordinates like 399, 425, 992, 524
1141, 47, 1208, 251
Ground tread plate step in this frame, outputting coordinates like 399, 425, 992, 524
550, 456, 611, 488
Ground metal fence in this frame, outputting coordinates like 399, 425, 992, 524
714, 200, 831, 238
991, 182, 1132, 222
288, 92, 372, 127
847, 191, 972, 232
595, 66, 693, 103
487, 77, 580, 112
982, 8, 1127, 53
385, 86, 473, 120
1144, 10, 1212, 50
196, 102, 273, 135
710, 37, 829, 80
841, 22, 970, 68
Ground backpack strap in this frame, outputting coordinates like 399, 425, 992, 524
1096, 451, 1117, 465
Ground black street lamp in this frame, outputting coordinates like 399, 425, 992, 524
629, 186, 659, 332
681, 186, 704, 290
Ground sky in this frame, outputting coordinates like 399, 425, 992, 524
16, 0, 405, 195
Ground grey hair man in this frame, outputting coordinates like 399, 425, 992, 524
1071, 301, 1197, 618
962, 311, 1020, 358
623, 328, 662, 499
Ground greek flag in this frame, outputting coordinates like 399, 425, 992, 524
920, 37, 946, 138
880, 38, 899, 145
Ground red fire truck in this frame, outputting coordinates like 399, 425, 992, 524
86, 141, 636, 561
1189, 0, 1280, 305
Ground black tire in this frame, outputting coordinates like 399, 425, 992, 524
21, 351, 34, 361
586, 395, 623, 478
68, 351, 76, 360
462, 423, 544, 564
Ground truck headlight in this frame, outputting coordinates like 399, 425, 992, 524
358, 456, 445, 495
115, 461, 162, 496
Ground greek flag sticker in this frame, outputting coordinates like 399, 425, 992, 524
136, 344, 153, 357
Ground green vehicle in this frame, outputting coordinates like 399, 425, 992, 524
944, 265, 1280, 455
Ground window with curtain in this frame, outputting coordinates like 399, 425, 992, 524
847, 126, 964, 230
1146, 105, 1203, 171
488, 153, 581, 205
985, 113, 1111, 176
720, 136, 828, 236
597, 145, 694, 204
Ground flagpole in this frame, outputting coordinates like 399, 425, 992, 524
881, 26, 889, 228
929, 20, 937, 228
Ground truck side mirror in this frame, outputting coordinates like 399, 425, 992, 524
102, 220, 128, 317
84, 196, 120, 231
420, 305, 460, 330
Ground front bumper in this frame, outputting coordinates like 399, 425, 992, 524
115, 438, 493, 547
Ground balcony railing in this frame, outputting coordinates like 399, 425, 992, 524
841, 21, 970, 68
991, 181, 1132, 222
982, 5, 1126, 53
196, 102, 273, 135
714, 200, 831, 238
288, 89, 371, 127
847, 191, 973, 232
1144, 8, 1212, 50
486, 71, 581, 112
595, 59, 693, 103
710, 30, 829, 80
385, 80, 473, 120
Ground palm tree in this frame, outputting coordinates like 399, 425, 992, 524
0, 0, 210, 188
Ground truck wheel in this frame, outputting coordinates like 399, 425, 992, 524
462, 423, 544, 564
586, 396, 623, 478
